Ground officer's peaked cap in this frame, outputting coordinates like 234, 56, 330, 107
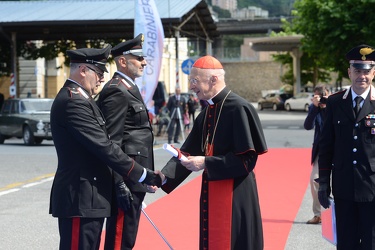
111, 33, 145, 58
67, 45, 111, 72
346, 44, 375, 70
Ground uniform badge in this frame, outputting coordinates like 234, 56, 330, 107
365, 115, 375, 134
365, 119, 375, 127
360, 47, 375, 60
140, 34, 144, 45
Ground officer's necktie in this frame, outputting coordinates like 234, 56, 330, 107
354, 96, 363, 117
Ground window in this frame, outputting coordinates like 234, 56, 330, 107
2, 101, 12, 114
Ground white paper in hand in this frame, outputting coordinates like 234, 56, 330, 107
163, 143, 188, 161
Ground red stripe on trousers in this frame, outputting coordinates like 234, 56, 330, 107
114, 208, 125, 250
71, 217, 80, 250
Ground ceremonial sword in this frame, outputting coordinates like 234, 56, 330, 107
141, 202, 174, 250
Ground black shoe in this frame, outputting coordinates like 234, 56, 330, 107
168, 140, 172, 144
174, 140, 180, 144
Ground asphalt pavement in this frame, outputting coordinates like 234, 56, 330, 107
150, 106, 337, 250
0, 106, 337, 249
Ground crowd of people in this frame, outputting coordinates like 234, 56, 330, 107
47, 34, 375, 250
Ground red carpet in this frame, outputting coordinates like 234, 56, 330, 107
256, 148, 310, 250
101, 148, 311, 249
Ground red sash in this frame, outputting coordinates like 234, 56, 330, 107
206, 143, 233, 249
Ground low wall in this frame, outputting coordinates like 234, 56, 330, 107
222, 61, 288, 102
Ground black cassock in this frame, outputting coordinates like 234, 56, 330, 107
162, 87, 268, 250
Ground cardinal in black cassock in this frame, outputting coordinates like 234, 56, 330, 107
161, 55, 268, 250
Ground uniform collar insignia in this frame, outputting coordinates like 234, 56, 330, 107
342, 88, 350, 99
77, 87, 89, 99
371, 85, 375, 100
121, 79, 133, 89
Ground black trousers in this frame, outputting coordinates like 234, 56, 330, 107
189, 110, 195, 122
168, 118, 182, 142
58, 217, 104, 250
334, 197, 375, 250
104, 192, 145, 250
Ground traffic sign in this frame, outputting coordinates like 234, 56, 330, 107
181, 59, 195, 75
9, 85, 16, 96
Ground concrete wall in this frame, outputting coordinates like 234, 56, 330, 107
223, 60, 288, 102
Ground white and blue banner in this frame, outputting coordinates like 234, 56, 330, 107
134, 0, 164, 114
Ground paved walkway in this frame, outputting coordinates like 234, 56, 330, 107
149, 106, 337, 249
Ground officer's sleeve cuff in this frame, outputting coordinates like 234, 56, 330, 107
138, 168, 147, 182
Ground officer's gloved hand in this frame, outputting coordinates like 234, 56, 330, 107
318, 182, 331, 209
143, 169, 162, 187
116, 181, 133, 211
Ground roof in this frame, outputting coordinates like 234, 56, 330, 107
249, 35, 304, 51
0, 0, 219, 41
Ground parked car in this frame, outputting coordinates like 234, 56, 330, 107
258, 93, 293, 111
284, 92, 314, 112
0, 98, 54, 145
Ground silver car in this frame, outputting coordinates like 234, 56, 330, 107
284, 92, 314, 112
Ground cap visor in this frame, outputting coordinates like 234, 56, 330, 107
351, 63, 374, 70
95, 64, 108, 73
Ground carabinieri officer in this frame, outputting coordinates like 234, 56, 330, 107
97, 34, 156, 250
318, 44, 375, 250
49, 45, 162, 250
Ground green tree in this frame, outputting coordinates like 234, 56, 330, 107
292, 0, 375, 83
0, 38, 122, 77
271, 19, 331, 87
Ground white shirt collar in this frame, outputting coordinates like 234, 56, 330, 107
351, 87, 370, 102
207, 86, 226, 105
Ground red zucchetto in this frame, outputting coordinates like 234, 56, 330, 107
192, 55, 223, 69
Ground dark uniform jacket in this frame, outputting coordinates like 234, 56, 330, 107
319, 86, 375, 202
167, 94, 186, 120
49, 80, 145, 218
97, 72, 154, 192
